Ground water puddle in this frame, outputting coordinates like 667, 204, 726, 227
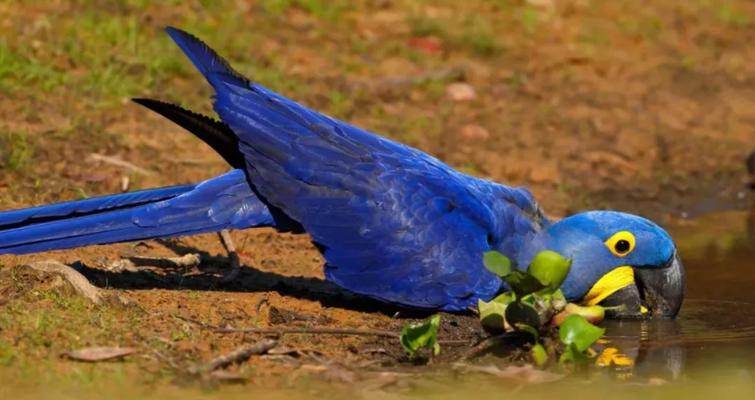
595, 210, 755, 381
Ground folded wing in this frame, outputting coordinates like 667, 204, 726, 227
167, 27, 545, 310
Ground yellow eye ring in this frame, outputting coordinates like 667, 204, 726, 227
604, 231, 636, 257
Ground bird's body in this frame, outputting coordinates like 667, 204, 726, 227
0, 28, 685, 316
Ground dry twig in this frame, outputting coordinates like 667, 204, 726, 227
63, 346, 137, 362
88, 153, 155, 176
26, 260, 104, 304
126, 253, 201, 269
192, 339, 277, 374
214, 326, 398, 338
178, 314, 471, 345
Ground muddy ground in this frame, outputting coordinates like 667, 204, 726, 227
0, 0, 753, 388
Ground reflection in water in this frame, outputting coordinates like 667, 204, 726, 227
594, 210, 755, 382
600, 319, 686, 381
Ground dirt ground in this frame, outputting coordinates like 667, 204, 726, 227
0, 0, 753, 388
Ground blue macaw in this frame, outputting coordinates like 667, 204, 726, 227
0, 28, 684, 318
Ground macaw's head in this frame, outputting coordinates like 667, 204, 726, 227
537, 211, 685, 319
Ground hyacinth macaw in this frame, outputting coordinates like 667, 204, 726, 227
0, 28, 684, 318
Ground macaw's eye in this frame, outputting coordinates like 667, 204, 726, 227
605, 231, 636, 257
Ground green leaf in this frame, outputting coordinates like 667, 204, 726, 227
528, 250, 571, 293
503, 270, 546, 298
516, 323, 540, 340
400, 314, 441, 357
505, 300, 542, 334
531, 343, 548, 367
483, 251, 512, 277
558, 343, 581, 364
478, 299, 507, 334
520, 292, 538, 306
491, 292, 516, 305
558, 314, 605, 353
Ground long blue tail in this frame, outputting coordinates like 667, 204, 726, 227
0, 169, 272, 255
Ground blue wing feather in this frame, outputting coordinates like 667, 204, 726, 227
0, 169, 273, 254
0, 184, 193, 228
168, 27, 548, 310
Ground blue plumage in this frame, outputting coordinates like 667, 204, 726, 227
163, 28, 550, 310
0, 170, 272, 254
0, 28, 684, 316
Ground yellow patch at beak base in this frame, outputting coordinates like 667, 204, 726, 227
582, 266, 635, 306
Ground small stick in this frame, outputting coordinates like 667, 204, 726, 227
180, 315, 472, 345
254, 298, 270, 314
461, 333, 520, 360
26, 260, 103, 305
126, 253, 201, 269
215, 326, 398, 337
217, 326, 469, 345
173, 314, 215, 329
193, 339, 277, 373
149, 348, 180, 370
438, 339, 474, 346
88, 153, 155, 176
179, 315, 395, 338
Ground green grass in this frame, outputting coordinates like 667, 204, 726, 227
0, 130, 34, 172
717, 3, 751, 27
0, 340, 16, 366
518, 6, 540, 34
61, 15, 186, 102
0, 42, 66, 93
408, 15, 448, 38
0, 275, 144, 367
0, 6, 273, 106
460, 20, 500, 57
407, 13, 501, 58
326, 90, 352, 119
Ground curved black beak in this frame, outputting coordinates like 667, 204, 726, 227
635, 252, 685, 319
599, 252, 685, 319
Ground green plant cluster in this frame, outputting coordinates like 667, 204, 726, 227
479, 250, 605, 366
397, 250, 606, 365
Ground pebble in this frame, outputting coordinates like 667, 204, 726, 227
446, 83, 477, 101
458, 124, 490, 141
